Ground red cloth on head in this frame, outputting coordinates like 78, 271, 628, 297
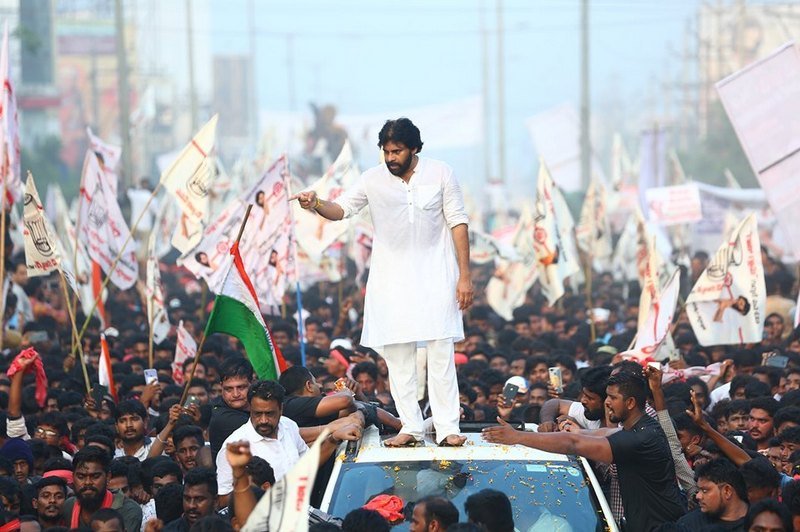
6, 347, 47, 407
362, 494, 404, 523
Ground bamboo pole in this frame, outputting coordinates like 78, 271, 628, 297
0, 178, 7, 350
58, 270, 91, 394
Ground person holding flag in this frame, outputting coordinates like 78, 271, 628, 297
293, 117, 473, 447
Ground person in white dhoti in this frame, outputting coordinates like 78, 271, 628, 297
292, 118, 473, 447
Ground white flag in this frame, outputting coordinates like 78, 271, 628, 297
241, 429, 327, 532
78, 151, 138, 289
576, 177, 613, 271
686, 214, 766, 346
172, 320, 197, 385
292, 140, 359, 261
486, 258, 538, 322
624, 269, 680, 361
86, 127, 121, 195
22, 174, 61, 277
161, 115, 218, 253
98, 333, 117, 401
612, 213, 639, 282
0, 22, 21, 205
146, 233, 170, 345
532, 162, 580, 305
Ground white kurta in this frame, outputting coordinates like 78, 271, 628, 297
335, 157, 468, 348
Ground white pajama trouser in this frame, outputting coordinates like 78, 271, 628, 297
381, 338, 460, 443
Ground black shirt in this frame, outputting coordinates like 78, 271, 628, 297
283, 395, 338, 428
676, 508, 746, 531
607, 414, 686, 531
208, 397, 249, 460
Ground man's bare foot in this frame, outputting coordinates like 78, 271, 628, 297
383, 433, 422, 447
439, 434, 467, 447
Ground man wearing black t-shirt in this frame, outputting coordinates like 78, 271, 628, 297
677, 459, 748, 531
483, 370, 686, 531
208, 358, 254, 459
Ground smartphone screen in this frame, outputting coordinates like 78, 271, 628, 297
502, 383, 519, 405
144, 369, 158, 385
549, 367, 563, 393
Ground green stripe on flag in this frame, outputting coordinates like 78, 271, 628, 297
204, 294, 279, 380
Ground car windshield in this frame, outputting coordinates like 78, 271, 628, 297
326, 458, 609, 531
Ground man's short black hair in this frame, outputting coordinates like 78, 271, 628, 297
219, 357, 254, 384
155, 482, 184, 524
72, 446, 111, 473
246, 456, 275, 486
778, 426, 800, 445
580, 366, 612, 398
341, 508, 390, 532
694, 458, 748, 502
351, 362, 378, 382
740, 457, 781, 491
34, 476, 67, 497
116, 399, 148, 421
672, 412, 704, 438
184, 467, 218, 497
744, 497, 793, 532
277, 366, 313, 396
728, 399, 751, 416
37, 412, 69, 437
416, 496, 459, 529
187, 378, 210, 392
774, 407, 800, 430
150, 460, 183, 484
750, 396, 780, 418
464, 489, 514, 532
607, 370, 648, 410
173, 425, 204, 449
248, 380, 285, 406
89, 508, 123, 528
377, 118, 423, 153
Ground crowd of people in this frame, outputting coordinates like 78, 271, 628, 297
0, 231, 798, 531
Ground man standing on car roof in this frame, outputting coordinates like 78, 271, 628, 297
293, 117, 472, 447
483, 370, 686, 531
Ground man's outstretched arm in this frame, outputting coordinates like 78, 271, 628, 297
483, 418, 614, 463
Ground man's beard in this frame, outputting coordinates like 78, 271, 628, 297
120, 433, 144, 445
77, 486, 105, 510
584, 406, 604, 421
41, 505, 62, 521
387, 155, 412, 177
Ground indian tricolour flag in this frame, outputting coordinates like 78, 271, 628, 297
204, 241, 286, 379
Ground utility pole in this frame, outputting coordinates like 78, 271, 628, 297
579, 0, 591, 189
114, 0, 133, 185
186, 0, 198, 132
496, 0, 506, 183
248, 0, 258, 147
480, 0, 491, 183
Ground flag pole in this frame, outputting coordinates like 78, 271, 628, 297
180, 203, 253, 406
284, 157, 306, 366
0, 178, 6, 350
58, 269, 91, 395
585, 251, 596, 343
69, 182, 163, 359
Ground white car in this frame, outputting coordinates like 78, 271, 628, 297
320, 424, 618, 531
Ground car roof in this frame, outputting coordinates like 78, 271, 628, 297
348, 425, 578, 463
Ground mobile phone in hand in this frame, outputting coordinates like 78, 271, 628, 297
549, 367, 563, 394
502, 382, 519, 405
144, 369, 158, 385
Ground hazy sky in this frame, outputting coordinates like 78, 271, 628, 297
140, 1, 710, 194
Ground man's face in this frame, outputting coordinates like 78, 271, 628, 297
728, 411, 750, 431
222, 376, 251, 410
108, 476, 130, 498
529, 315, 544, 336
529, 387, 548, 407
187, 386, 209, 405
695, 478, 726, 518
786, 372, 800, 392
487, 384, 503, 407
355, 373, 376, 396
176, 437, 202, 471
13, 459, 29, 483
383, 140, 416, 177
116, 412, 146, 444
130, 342, 148, 360
0, 493, 19, 516
272, 330, 291, 349
490, 357, 509, 374
410, 502, 429, 532
182, 484, 215, 526
250, 397, 282, 438
765, 316, 784, 340
767, 445, 783, 471
34, 424, 61, 447
779, 440, 799, 472
529, 363, 549, 384
748, 408, 775, 443
91, 518, 123, 532
11, 263, 27, 285
323, 357, 346, 378
514, 322, 531, 337
581, 389, 605, 421
509, 359, 526, 377
45, 397, 59, 413
210, 382, 223, 400
74, 462, 109, 507
152, 474, 179, 497
604, 385, 629, 424
34, 485, 65, 521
